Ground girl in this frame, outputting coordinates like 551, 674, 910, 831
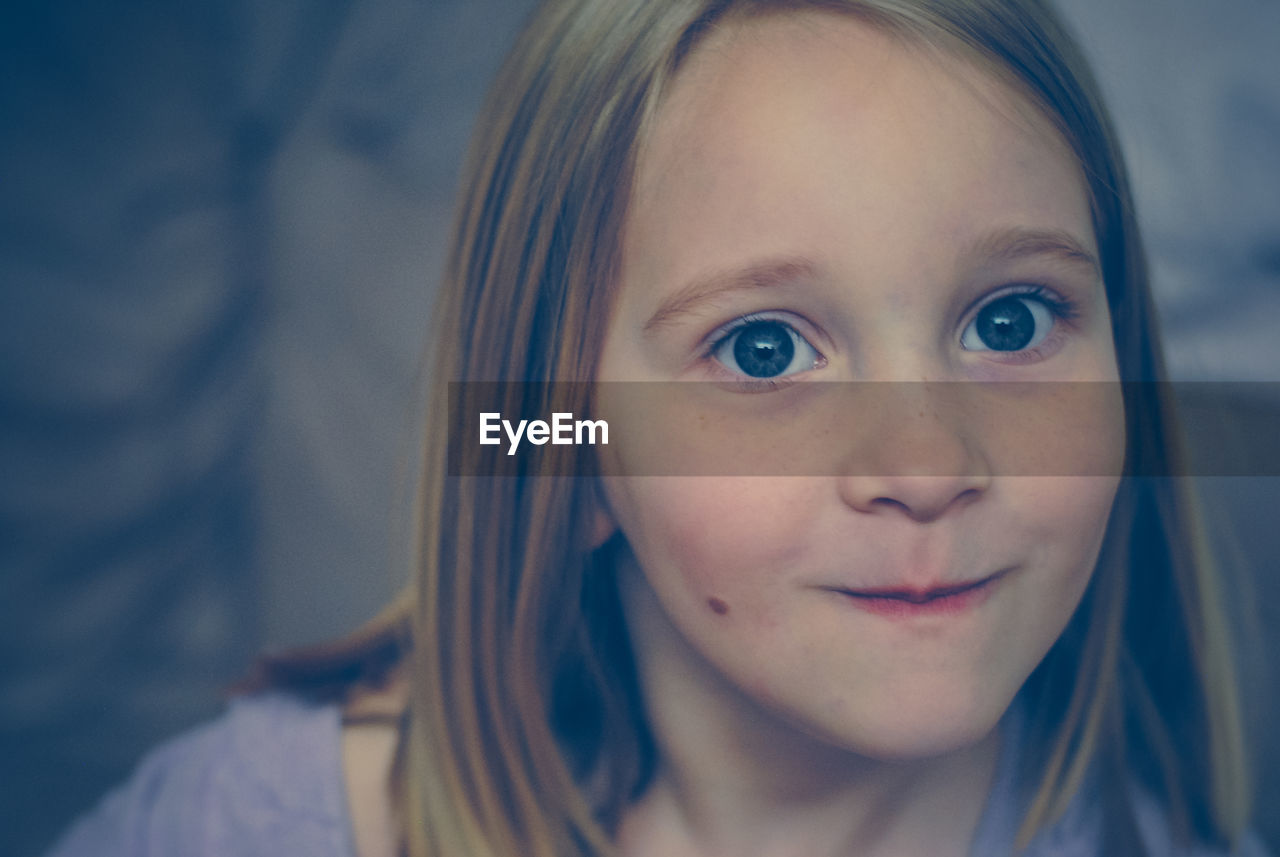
48, 0, 1270, 855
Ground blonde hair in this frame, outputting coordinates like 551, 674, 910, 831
257, 1, 1253, 855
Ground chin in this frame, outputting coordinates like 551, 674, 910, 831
856, 717, 999, 763
818, 675, 1013, 762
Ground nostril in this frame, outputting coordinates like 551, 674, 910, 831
869, 494, 942, 523
863, 479, 987, 522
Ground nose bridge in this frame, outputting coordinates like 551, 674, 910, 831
867, 381, 975, 474
836, 380, 992, 521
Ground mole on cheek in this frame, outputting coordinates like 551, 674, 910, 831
708, 597, 729, 615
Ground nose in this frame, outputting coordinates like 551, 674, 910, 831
835, 382, 992, 522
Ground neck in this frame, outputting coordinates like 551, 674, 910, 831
615, 562, 1002, 857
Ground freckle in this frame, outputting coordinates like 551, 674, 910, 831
708, 597, 729, 615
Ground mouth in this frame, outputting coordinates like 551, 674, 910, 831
820, 568, 1012, 619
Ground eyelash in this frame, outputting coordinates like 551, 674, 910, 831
962, 284, 1081, 362
700, 284, 1081, 384
986, 284, 1078, 321
700, 311, 826, 390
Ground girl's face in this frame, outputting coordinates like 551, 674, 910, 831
595, 11, 1123, 760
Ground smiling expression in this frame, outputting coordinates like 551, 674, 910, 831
593, 10, 1124, 760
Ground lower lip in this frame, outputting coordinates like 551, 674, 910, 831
830, 574, 1003, 619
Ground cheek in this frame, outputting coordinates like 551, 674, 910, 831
1019, 475, 1119, 591
604, 476, 819, 608
974, 380, 1126, 480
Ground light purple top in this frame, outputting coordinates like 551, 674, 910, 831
45, 694, 353, 857
45, 693, 1271, 856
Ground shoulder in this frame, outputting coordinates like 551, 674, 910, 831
1129, 785, 1274, 857
340, 676, 406, 857
45, 693, 354, 857
1015, 780, 1273, 857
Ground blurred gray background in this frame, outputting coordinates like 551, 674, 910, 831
1, 1, 1276, 855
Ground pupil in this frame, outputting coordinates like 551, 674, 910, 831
976, 296, 1034, 351
733, 321, 795, 378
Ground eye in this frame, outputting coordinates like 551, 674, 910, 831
960, 289, 1074, 354
709, 317, 825, 379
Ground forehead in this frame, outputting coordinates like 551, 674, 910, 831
624, 9, 1091, 285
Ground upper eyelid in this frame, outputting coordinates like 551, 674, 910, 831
962, 283, 1077, 320
703, 311, 825, 354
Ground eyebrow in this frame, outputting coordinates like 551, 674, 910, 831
642, 256, 818, 335
641, 227, 1100, 335
965, 226, 1100, 279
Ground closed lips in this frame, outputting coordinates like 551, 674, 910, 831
828, 568, 1012, 603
